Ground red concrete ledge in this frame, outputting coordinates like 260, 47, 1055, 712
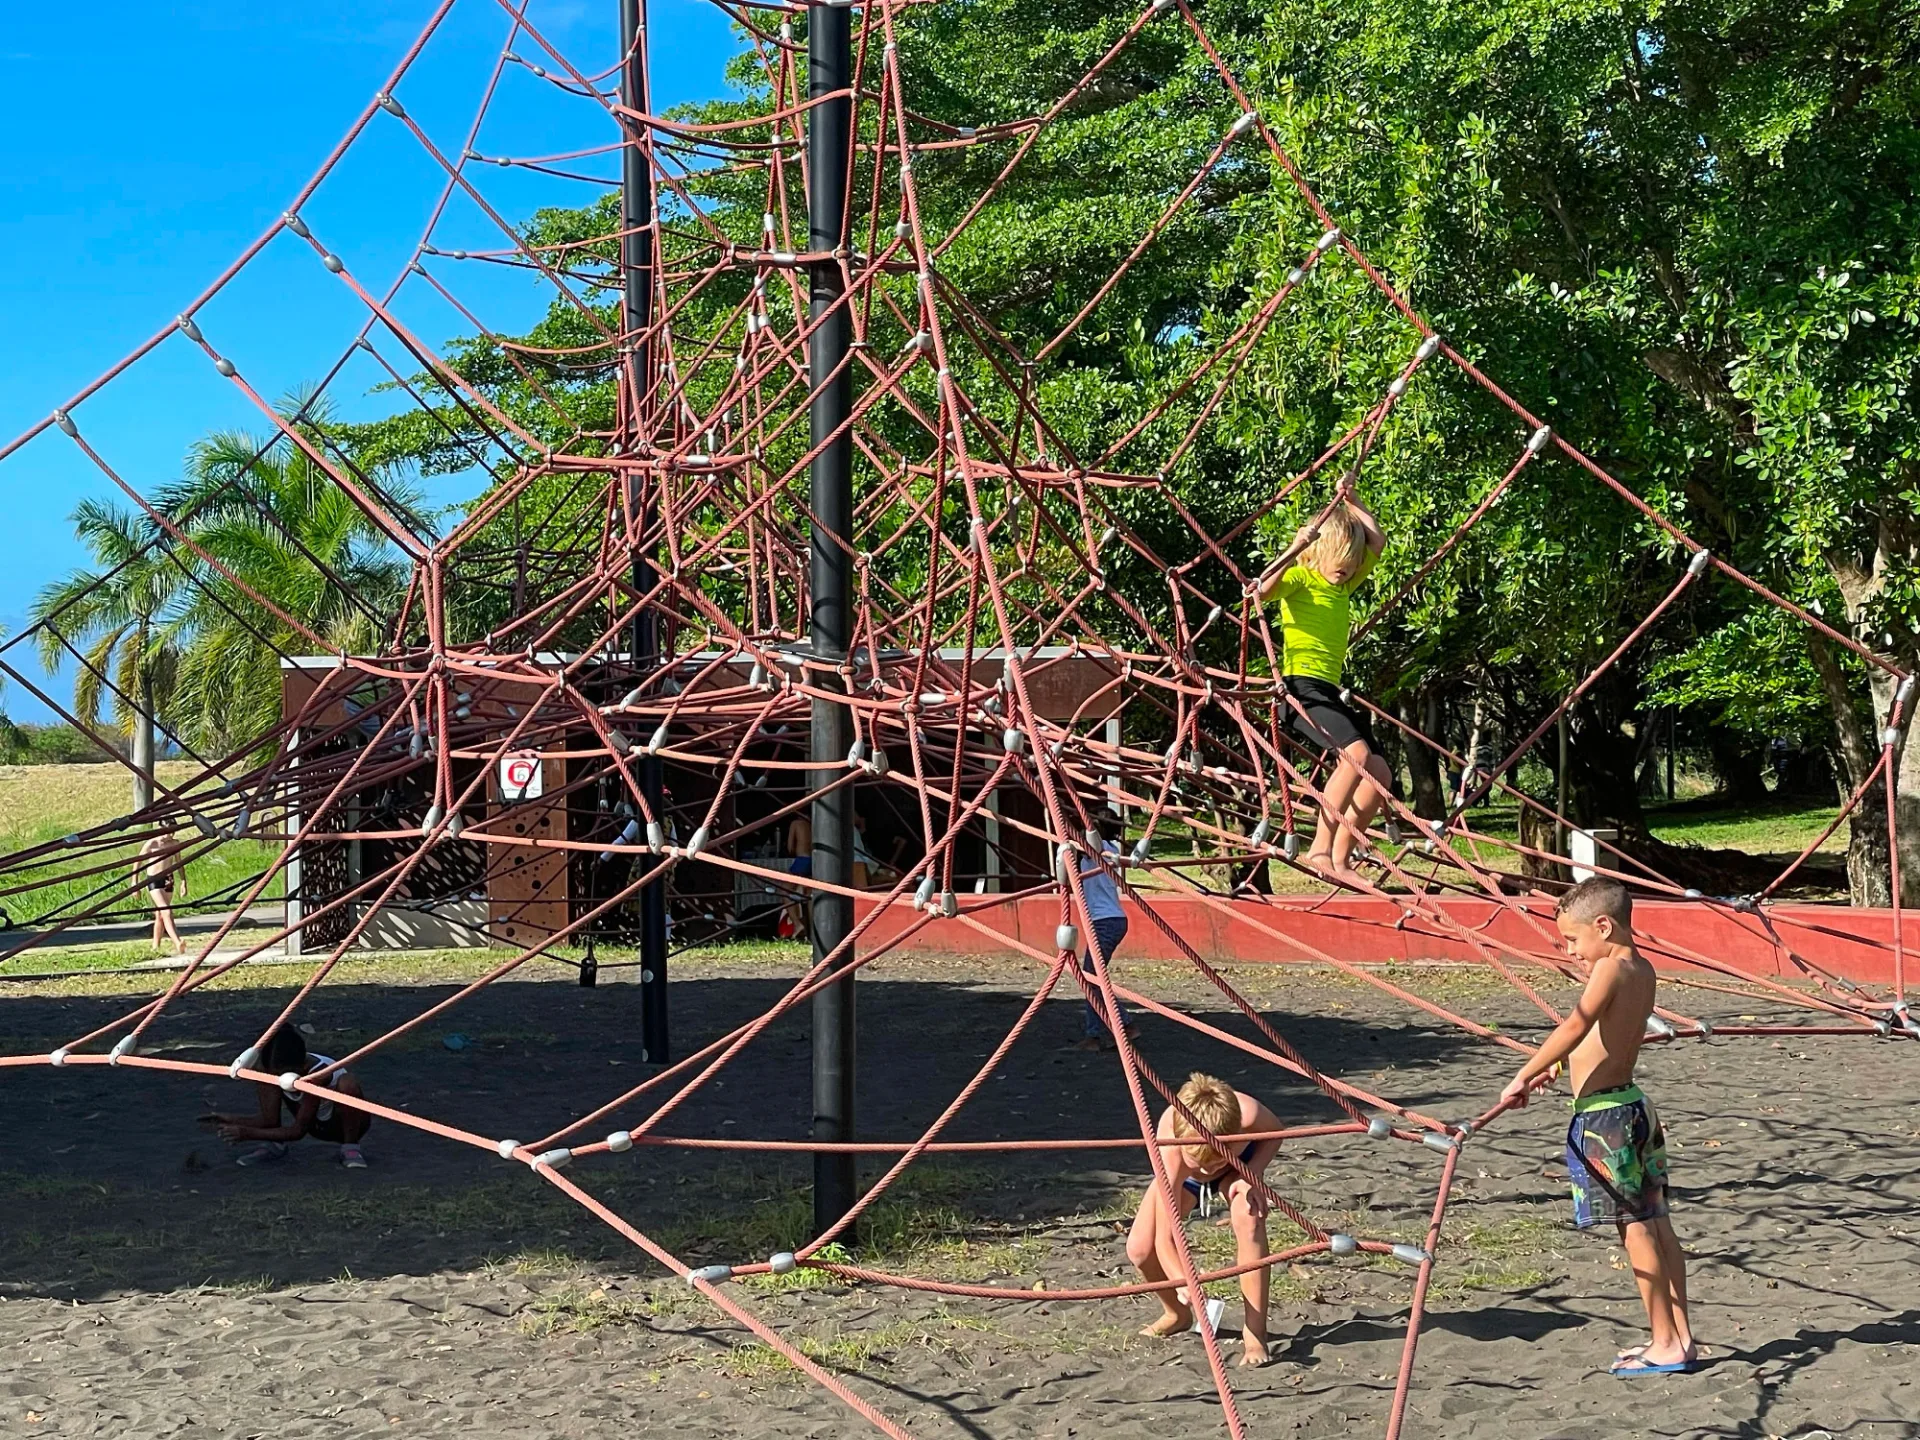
853, 893, 1913, 987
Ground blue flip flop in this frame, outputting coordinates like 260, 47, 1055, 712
1610, 1354, 1695, 1378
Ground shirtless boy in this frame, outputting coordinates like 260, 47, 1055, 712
1501, 876, 1694, 1376
1126, 1073, 1283, 1366
137, 833, 186, 955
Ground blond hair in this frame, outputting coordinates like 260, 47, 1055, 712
1304, 500, 1367, 579
1170, 1072, 1241, 1171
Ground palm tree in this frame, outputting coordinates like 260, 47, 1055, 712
154, 405, 417, 755
29, 502, 185, 811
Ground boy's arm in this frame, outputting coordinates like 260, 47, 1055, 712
1500, 956, 1621, 1105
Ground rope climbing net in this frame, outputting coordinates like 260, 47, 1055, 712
1, 1, 1915, 1435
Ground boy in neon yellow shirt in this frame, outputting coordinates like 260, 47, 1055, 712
1256, 478, 1391, 885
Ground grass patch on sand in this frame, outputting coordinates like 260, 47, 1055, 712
721, 1311, 1004, 1382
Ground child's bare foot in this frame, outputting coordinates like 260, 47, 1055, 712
1329, 865, 1370, 890
1140, 1308, 1192, 1339
1302, 849, 1334, 875
1239, 1337, 1271, 1367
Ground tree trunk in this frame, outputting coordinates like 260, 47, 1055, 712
131, 678, 156, 814
1809, 507, 1919, 907
1398, 690, 1447, 821
1704, 725, 1767, 804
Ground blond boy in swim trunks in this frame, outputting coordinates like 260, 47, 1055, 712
1501, 876, 1695, 1376
1126, 1073, 1283, 1367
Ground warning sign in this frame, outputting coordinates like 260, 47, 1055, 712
500, 751, 544, 803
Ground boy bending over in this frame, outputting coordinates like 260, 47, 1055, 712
203, 1023, 371, 1169
1502, 876, 1694, 1376
1126, 1072, 1283, 1366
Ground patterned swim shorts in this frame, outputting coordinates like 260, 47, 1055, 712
1566, 1084, 1669, 1228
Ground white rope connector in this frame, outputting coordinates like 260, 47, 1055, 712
913, 874, 936, 910
647, 723, 670, 754
422, 803, 444, 835
1687, 548, 1713, 576
1283, 833, 1301, 860
229, 1047, 261, 1079
1130, 836, 1152, 866
1525, 424, 1552, 454
769, 1251, 799, 1275
687, 1265, 733, 1286
497, 1139, 520, 1159
1883, 726, 1903, 748
1895, 674, 1916, 707
1645, 1015, 1678, 1039
284, 213, 312, 240
214, 357, 237, 377
1002, 726, 1027, 754
1390, 1244, 1432, 1266
1315, 227, 1342, 253
531, 1147, 573, 1170
847, 739, 869, 768
1328, 1233, 1359, 1256
377, 92, 406, 117
277, 1070, 300, 1094
178, 314, 205, 342
193, 812, 220, 839
607, 728, 632, 755
607, 1131, 634, 1152
646, 820, 665, 851
1056, 842, 1077, 886
1386, 376, 1409, 398
685, 825, 710, 858
1367, 1116, 1392, 1139
1056, 923, 1080, 953
940, 890, 959, 918
49, 1048, 70, 1067
1249, 817, 1271, 847
105, 1034, 137, 1065
1229, 111, 1258, 137
1415, 333, 1442, 361
1421, 1131, 1456, 1152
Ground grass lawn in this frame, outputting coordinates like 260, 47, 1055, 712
0, 762, 283, 934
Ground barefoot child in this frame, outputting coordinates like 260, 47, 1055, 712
137, 832, 186, 956
1256, 477, 1392, 887
1126, 1073, 1283, 1366
1501, 877, 1694, 1376
202, 1023, 371, 1169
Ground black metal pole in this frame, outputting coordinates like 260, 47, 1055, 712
621, 0, 670, 1064
808, 0, 857, 1238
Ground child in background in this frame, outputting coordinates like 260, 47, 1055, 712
1072, 811, 1135, 1050
202, 1023, 372, 1169
1126, 1072, 1284, 1367
1256, 476, 1391, 887
137, 833, 187, 956
1501, 877, 1694, 1376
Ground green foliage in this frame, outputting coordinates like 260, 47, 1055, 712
345, 0, 1919, 818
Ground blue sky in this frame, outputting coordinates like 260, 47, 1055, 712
0, 1, 734, 723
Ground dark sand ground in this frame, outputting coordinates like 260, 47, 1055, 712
2, 951, 1916, 1439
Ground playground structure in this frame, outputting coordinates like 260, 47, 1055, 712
1, 0, 1916, 1436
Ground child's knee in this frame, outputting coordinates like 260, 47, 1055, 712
1229, 1205, 1263, 1246
335, 1072, 365, 1099
1125, 1230, 1157, 1270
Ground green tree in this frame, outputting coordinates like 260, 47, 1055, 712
29, 501, 185, 811
153, 409, 417, 756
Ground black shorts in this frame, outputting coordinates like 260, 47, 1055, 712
307, 1108, 368, 1144
1281, 675, 1375, 754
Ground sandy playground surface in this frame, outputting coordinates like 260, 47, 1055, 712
1, 953, 1917, 1439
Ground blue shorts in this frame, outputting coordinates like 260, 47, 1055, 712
788, 856, 811, 878
1567, 1085, 1670, 1228
1184, 1142, 1259, 1204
